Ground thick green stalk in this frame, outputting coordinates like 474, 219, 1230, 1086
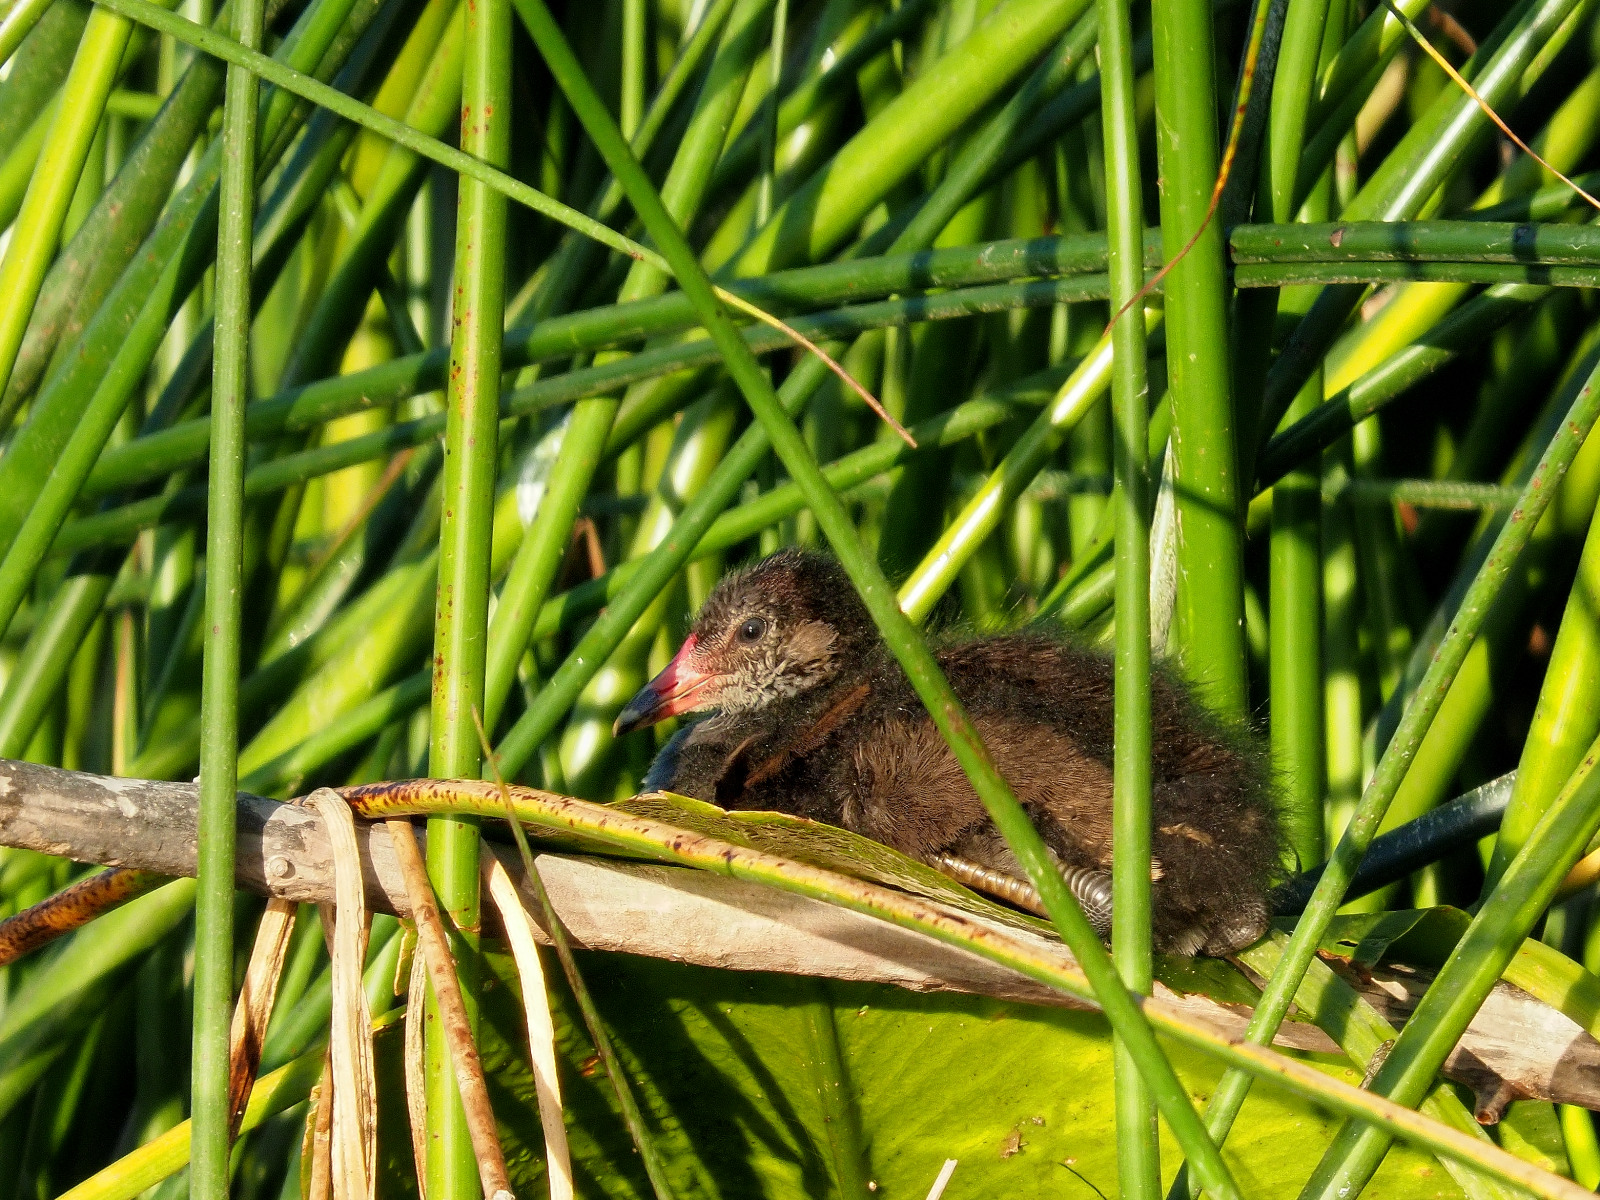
1195, 343, 1600, 1170
620, 0, 645, 139
1300, 731, 1600, 1200
1269, 375, 1327, 869
190, 0, 262, 1185
424, 0, 509, 1192
1097, 0, 1156, 1183
1149, 0, 1246, 719
1262, 0, 1333, 875
0, 3, 132, 401
516, 4, 1242, 1195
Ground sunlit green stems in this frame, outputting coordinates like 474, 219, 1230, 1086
1, 0, 223, 423
0, 0, 379, 553
423, 0, 509, 1189
482, 0, 773, 735
190, 0, 263, 1184
731, 0, 1093, 274
1096, 0, 1157, 1182
1149, 0, 1246, 720
0, 3, 133, 401
1300, 730, 1600, 1200
1255, 0, 1589, 447
1486, 482, 1600, 886
82, 235, 1128, 500
517, 5, 1243, 1196
897, 313, 1162, 622
1196, 343, 1600, 1165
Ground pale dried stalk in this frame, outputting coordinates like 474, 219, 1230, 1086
484, 850, 572, 1200
306, 789, 377, 1200
303, 1053, 335, 1200
924, 1159, 959, 1200
227, 897, 298, 1140
404, 949, 430, 1200
385, 816, 515, 1200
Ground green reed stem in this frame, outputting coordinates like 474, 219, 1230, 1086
1488, 505, 1600, 890
1150, 0, 1247, 720
1255, 0, 1588, 451
1098, 0, 1157, 1181
189, 0, 262, 1185
423, 0, 508, 1191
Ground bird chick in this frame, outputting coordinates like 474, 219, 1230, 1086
614, 549, 1281, 956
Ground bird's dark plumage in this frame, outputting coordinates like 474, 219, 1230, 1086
618, 549, 1281, 956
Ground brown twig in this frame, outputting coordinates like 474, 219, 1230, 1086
384, 815, 514, 1200
715, 287, 915, 447
1425, 3, 1477, 56
573, 515, 605, 579
0, 866, 164, 967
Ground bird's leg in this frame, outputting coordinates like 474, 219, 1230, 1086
930, 852, 1116, 938
930, 851, 1050, 916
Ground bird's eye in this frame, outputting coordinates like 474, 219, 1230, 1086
736, 616, 768, 644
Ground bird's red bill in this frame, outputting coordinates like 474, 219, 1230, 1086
613, 635, 721, 736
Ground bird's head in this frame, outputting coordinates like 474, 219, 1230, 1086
613, 549, 876, 736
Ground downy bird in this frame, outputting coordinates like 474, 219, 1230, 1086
614, 549, 1281, 956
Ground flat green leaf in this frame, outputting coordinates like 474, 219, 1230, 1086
456, 948, 1466, 1199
